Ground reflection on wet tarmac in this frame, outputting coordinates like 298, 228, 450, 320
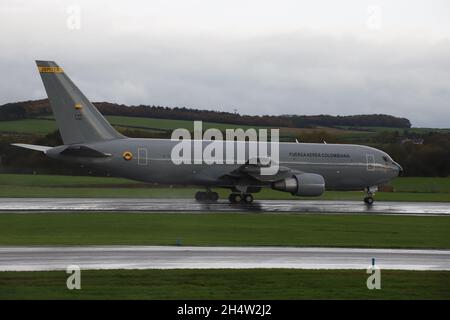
0, 198, 449, 215
1, 246, 449, 271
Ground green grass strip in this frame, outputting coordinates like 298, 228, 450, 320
0, 212, 449, 248
0, 269, 449, 299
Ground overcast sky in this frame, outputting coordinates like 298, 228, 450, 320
1, 0, 449, 127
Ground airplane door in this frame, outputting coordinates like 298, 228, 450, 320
366, 154, 375, 171
138, 147, 148, 165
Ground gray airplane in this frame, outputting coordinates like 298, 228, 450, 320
12, 61, 402, 205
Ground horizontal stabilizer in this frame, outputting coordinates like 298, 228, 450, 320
59, 145, 111, 158
11, 143, 52, 153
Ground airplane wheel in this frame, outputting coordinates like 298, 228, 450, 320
243, 193, 253, 204
229, 193, 249, 203
195, 191, 206, 201
228, 193, 236, 203
209, 192, 219, 202
364, 196, 374, 205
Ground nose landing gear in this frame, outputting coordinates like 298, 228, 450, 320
364, 186, 378, 206
364, 195, 374, 205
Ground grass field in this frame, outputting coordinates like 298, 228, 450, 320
0, 212, 449, 248
0, 269, 448, 299
0, 118, 57, 135
104, 116, 375, 139
390, 177, 450, 193
107, 115, 266, 132
0, 174, 449, 201
0, 116, 368, 140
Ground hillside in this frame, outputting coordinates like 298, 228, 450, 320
0, 99, 411, 129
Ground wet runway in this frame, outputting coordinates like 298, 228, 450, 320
0, 198, 449, 215
0, 246, 449, 271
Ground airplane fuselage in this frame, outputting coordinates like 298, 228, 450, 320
46, 138, 401, 191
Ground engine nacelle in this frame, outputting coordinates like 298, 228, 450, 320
272, 173, 325, 197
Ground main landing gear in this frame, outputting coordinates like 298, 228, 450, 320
195, 191, 219, 202
228, 193, 254, 204
364, 186, 377, 206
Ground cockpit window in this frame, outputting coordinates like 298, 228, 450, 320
382, 156, 388, 162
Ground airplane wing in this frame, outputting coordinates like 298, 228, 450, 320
222, 161, 299, 183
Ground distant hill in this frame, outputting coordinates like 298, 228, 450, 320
0, 99, 412, 129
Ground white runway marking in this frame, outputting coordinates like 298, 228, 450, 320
0, 198, 449, 215
0, 246, 449, 271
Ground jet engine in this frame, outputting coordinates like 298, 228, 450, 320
272, 173, 325, 196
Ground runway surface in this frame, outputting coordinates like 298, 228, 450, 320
0, 246, 449, 271
0, 198, 449, 215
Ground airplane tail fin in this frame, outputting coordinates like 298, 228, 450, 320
35, 60, 124, 145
